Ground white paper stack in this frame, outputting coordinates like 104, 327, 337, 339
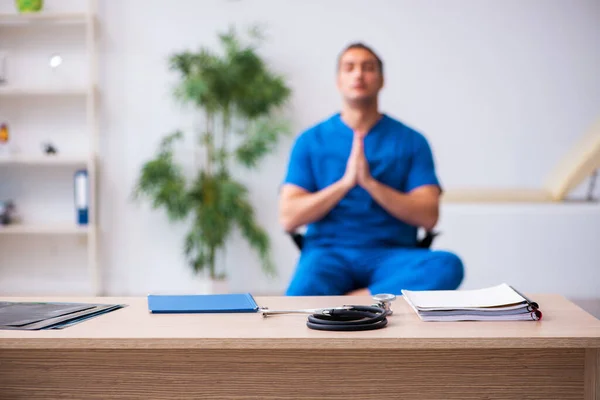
401, 283, 542, 322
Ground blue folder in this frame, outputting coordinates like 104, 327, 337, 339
147, 293, 260, 314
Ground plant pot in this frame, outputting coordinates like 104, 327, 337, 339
209, 278, 229, 294
15, 0, 43, 13
193, 275, 230, 294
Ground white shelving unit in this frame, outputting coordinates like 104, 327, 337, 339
0, 154, 90, 166
0, 86, 92, 96
0, 223, 90, 235
0, 12, 89, 25
0, 0, 100, 294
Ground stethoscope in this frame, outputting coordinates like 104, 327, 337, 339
259, 293, 396, 331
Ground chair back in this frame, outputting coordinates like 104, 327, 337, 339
288, 230, 439, 251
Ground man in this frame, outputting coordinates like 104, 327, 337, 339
279, 43, 464, 296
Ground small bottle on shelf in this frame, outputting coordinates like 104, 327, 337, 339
0, 122, 10, 157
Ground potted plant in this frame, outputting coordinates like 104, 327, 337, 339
132, 25, 292, 291
15, 0, 44, 13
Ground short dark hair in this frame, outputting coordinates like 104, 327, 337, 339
337, 42, 384, 75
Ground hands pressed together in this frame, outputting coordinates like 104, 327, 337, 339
341, 131, 374, 190
337, 130, 439, 230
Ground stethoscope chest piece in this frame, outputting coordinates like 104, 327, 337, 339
371, 293, 396, 316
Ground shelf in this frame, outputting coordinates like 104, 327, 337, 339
0, 12, 91, 26
0, 223, 92, 235
0, 154, 90, 166
0, 1, 100, 295
0, 86, 92, 97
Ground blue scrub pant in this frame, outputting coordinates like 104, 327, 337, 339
285, 246, 464, 296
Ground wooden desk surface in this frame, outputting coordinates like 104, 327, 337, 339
1, 294, 599, 350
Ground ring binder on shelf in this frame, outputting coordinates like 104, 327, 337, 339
74, 169, 89, 225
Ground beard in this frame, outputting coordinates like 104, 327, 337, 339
344, 93, 377, 109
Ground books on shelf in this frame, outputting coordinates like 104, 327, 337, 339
401, 283, 542, 322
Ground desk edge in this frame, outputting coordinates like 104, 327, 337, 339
1, 337, 599, 350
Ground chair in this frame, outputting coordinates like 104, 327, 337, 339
286, 229, 442, 296
288, 229, 439, 251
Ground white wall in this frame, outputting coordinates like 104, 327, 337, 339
1, 1, 599, 307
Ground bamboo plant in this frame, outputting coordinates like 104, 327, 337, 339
132, 26, 292, 280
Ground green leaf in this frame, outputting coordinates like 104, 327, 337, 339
235, 116, 292, 168
233, 193, 277, 278
131, 131, 190, 221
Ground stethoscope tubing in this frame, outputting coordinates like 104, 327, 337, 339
305, 305, 388, 331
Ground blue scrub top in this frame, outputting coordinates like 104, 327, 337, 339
282, 113, 441, 248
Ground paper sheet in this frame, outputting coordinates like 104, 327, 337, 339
401, 283, 527, 310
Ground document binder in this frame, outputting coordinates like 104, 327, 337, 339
147, 293, 260, 314
401, 283, 542, 322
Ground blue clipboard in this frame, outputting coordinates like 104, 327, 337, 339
147, 293, 260, 314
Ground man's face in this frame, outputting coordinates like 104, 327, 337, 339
337, 48, 383, 104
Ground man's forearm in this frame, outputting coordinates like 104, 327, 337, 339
363, 179, 439, 230
279, 180, 352, 232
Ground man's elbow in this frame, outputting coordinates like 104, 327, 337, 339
279, 217, 297, 233
422, 209, 439, 231
278, 209, 298, 233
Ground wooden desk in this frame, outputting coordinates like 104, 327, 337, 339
1, 294, 599, 399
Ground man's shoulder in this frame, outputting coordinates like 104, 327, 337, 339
295, 113, 339, 142
384, 114, 422, 135
383, 114, 431, 146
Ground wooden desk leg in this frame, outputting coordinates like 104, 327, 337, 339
586, 349, 600, 400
